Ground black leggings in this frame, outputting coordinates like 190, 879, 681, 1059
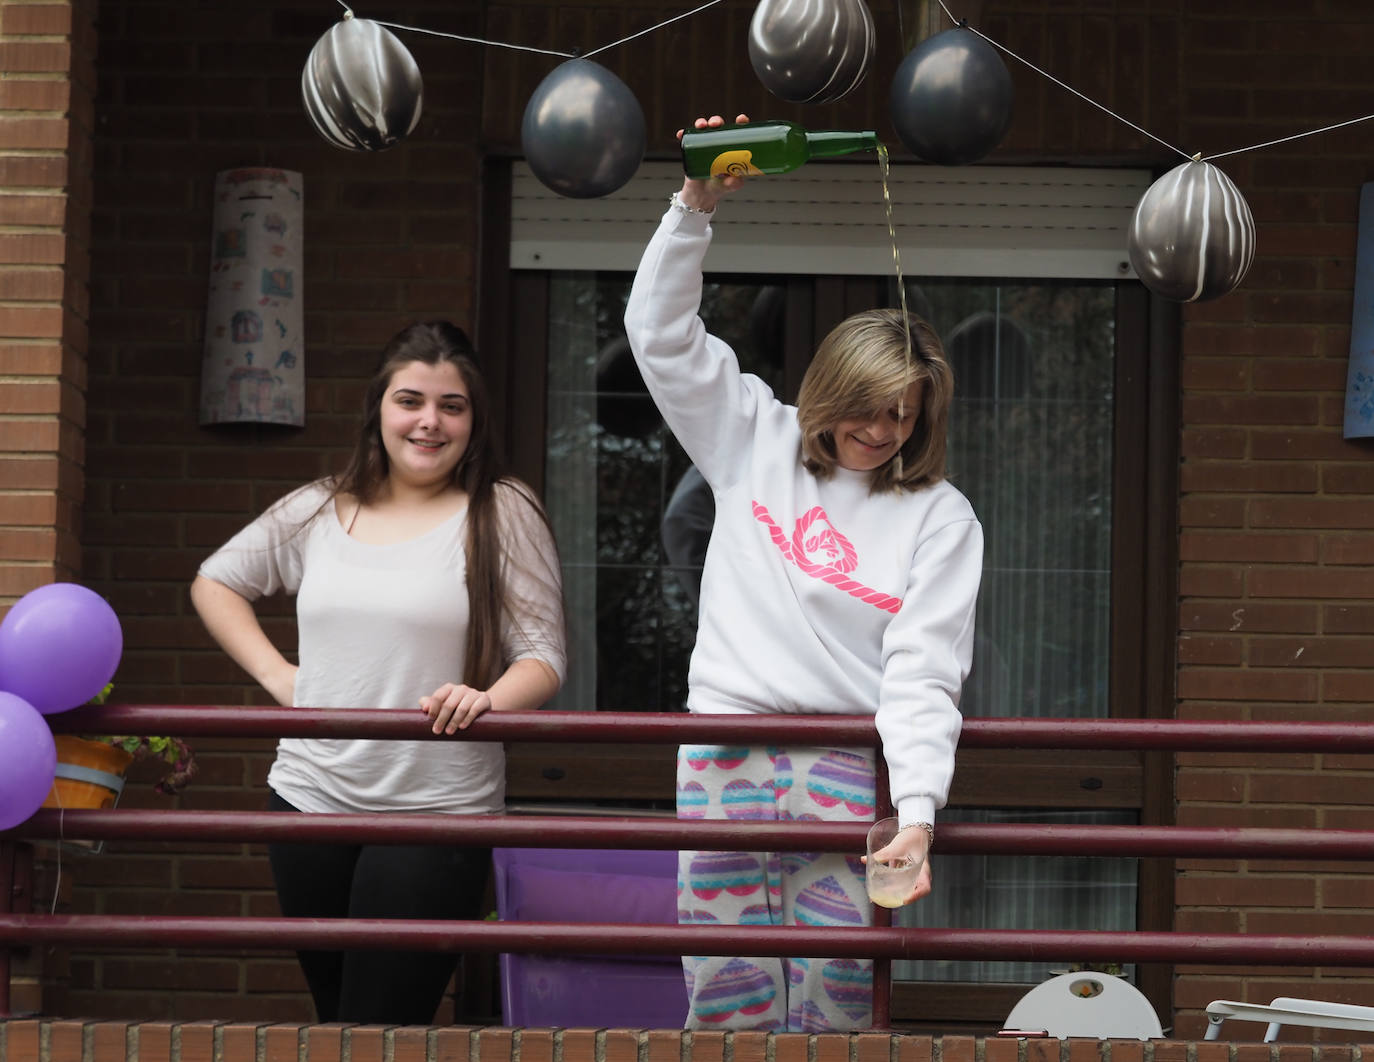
266, 791, 491, 1025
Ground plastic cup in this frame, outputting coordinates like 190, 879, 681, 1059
865, 816, 923, 908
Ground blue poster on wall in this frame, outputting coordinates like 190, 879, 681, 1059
1345, 183, 1374, 438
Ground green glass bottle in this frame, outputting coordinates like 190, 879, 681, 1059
681, 120, 881, 179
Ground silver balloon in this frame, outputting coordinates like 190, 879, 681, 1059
748, 0, 875, 105
1128, 160, 1256, 302
521, 59, 646, 199
301, 15, 423, 152
889, 28, 1013, 165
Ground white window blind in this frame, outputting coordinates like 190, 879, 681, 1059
511, 160, 1152, 280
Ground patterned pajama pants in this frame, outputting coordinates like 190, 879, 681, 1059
676, 744, 876, 1032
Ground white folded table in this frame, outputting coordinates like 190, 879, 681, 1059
1206, 998, 1374, 1042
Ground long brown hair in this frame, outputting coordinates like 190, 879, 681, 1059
796, 309, 954, 493
329, 321, 553, 689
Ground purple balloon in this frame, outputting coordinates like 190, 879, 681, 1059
0, 582, 123, 715
0, 691, 57, 830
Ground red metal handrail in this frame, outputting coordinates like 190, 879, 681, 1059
9, 812, 1374, 860
46, 704, 1374, 751
8, 706, 1374, 1027
4, 917, 1374, 966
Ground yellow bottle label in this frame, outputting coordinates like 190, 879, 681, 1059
709, 150, 766, 178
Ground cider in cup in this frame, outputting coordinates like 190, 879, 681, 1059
864, 816, 923, 908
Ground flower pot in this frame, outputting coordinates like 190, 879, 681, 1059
43, 736, 133, 811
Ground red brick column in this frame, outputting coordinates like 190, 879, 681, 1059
0, 0, 97, 1018
0, 0, 96, 600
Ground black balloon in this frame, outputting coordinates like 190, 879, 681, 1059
748, 0, 876, 105
1127, 160, 1256, 302
521, 59, 646, 199
889, 28, 1013, 165
302, 14, 423, 152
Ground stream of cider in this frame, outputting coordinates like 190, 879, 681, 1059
876, 143, 912, 479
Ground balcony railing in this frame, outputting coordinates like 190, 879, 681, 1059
5, 706, 1374, 1026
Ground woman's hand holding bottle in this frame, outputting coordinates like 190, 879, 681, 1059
675, 113, 751, 212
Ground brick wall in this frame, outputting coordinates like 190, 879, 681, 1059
0, 1023, 1366, 1062
0, 0, 96, 596
0, 0, 97, 1017
1159, 7, 1374, 1040
3, 0, 1372, 1036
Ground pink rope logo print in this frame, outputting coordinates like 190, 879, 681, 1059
752, 502, 901, 614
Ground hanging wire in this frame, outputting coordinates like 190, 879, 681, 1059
338, 0, 576, 56
371, 20, 578, 59
335, 0, 1374, 166
340, 0, 729, 63
583, 0, 729, 59
934, 0, 1193, 163
1202, 112, 1374, 162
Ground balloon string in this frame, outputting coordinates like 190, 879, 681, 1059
1201, 113, 1374, 161
934, 0, 1193, 163
581, 0, 729, 60
352, 0, 731, 62
51, 804, 64, 916
369, 20, 579, 59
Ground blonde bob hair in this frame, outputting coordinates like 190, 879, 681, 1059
796, 308, 954, 494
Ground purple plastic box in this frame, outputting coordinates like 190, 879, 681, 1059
492, 847, 689, 1028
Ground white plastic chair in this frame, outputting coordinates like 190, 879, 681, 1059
1205, 997, 1374, 1042
1002, 972, 1163, 1039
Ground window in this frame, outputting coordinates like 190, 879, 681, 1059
544, 273, 786, 713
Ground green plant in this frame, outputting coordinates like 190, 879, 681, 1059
1066, 961, 1124, 979
83, 684, 197, 795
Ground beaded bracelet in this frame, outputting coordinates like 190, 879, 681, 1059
901, 818, 934, 846
668, 191, 714, 215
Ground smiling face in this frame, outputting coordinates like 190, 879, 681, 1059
379, 359, 474, 490
830, 379, 923, 472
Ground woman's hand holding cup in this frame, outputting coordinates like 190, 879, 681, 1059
863, 816, 933, 908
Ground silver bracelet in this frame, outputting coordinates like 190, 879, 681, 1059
898, 821, 935, 848
668, 191, 714, 215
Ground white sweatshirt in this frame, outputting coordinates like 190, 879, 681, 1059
199, 479, 566, 815
624, 206, 983, 827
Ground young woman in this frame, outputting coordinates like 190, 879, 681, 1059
623, 116, 984, 1032
191, 320, 566, 1025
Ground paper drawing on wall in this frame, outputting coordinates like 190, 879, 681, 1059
199, 168, 304, 427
